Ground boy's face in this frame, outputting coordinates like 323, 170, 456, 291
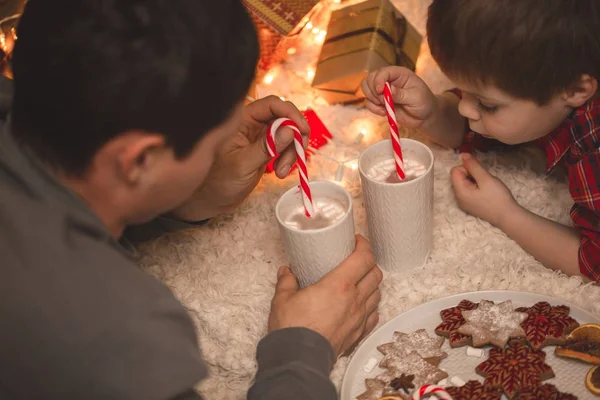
453, 80, 573, 145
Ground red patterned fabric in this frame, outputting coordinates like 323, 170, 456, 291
449, 89, 600, 282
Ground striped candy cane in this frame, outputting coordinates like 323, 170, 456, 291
411, 384, 453, 399
267, 118, 314, 218
382, 82, 406, 180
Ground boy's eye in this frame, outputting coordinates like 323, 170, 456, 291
477, 101, 498, 113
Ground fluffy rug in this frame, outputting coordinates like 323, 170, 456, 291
136, 1, 600, 398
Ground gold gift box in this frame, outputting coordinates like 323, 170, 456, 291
312, 0, 421, 104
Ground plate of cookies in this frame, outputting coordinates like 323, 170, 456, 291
341, 290, 600, 399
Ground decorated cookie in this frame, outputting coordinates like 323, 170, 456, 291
445, 380, 502, 400
377, 352, 448, 399
377, 329, 448, 367
515, 301, 579, 350
517, 383, 577, 400
458, 300, 527, 348
435, 299, 478, 347
476, 341, 554, 399
357, 379, 399, 400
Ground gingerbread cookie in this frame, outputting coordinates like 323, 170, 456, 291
445, 380, 502, 400
515, 301, 579, 350
435, 299, 478, 347
377, 329, 447, 367
357, 379, 393, 400
356, 376, 412, 400
376, 352, 448, 399
458, 300, 527, 347
517, 383, 577, 400
476, 341, 554, 399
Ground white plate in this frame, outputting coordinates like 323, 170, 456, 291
341, 290, 600, 399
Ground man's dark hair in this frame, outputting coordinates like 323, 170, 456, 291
11, 0, 258, 175
427, 0, 600, 104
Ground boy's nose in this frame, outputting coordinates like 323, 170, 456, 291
458, 96, 481, 122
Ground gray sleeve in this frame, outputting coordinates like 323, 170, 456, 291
124, 216, 210, 242
248, 328, 337, 400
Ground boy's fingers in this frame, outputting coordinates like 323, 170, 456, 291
450, 165, 477, 192
461, 153, 490, 182
365, 102, 387, 116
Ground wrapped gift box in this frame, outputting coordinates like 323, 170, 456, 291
243, 0, 322, 76
312, 0, 421, 104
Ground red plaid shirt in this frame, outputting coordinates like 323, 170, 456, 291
456, 91, 600, 281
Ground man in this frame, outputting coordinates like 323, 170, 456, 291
0, 1, 382, 399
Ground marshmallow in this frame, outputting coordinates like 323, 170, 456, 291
466, 346, 485, 358
363, 357, 378, 373
438, 378, 449, 387
450, 376, 466, 387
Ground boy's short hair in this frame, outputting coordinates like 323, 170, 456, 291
11, 0, 258, 175
427, 0, 600, 104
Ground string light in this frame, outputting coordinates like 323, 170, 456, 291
335, 164, 345, 181
263, 73, 275, 85
350, 162, 358, 170
287, 47, 297, 55
312, 27, 320, 35
306, 69, 315, 80
306, 22, 313, 30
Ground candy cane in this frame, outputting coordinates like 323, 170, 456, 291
411, 384, 453, 400
382, 82, 406, 180
267, 118, 314, 218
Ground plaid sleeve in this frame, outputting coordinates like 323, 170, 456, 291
445, 89, 512, 153
568, 150, 600, 281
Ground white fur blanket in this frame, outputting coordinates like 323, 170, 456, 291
136, 1, 600, 398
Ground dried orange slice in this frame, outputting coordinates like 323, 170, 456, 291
586, 365, 600, 396
555, 323, 600, 364
568, 324, 600, 342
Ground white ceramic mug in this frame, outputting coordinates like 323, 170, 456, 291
276, 181, 356, 287
359, 138, 434, 272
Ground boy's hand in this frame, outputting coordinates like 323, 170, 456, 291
451, 153, 520, 227
361, 66, 437, 129
268, 235, 382, 358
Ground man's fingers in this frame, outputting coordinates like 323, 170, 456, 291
364, 288, 381, 317
246, 96, 310, 135
461, 153, 490, 182
273, 266, 299, 302
325, 235, 377, 285
356, 265, 383, 300
363, 311, 380, 337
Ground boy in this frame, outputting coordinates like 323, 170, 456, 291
363, 0, 600, 282
0, 1, 382, 399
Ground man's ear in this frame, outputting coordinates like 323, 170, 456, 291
564, 74, 598, 108
110, 131, 167, 185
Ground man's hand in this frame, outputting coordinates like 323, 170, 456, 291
170, 96, 310, 221
268, 235, 383, 357
450, 153, 520, 227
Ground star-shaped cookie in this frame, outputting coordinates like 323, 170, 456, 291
458, 300, 527, 347
515, 301, 580, 350
476, 341, 555, 399
376, 352, 448, 399
356, 379, 387, 400
377, 329, 447, 367
445, 380, 503, 400
435, 299, 478, 347
356, 379, 403, 400
517, 383, 577, 400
